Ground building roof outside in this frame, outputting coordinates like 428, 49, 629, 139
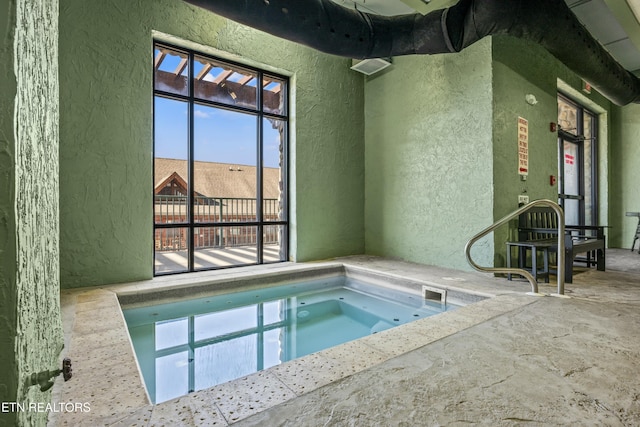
155, 158, 282, 200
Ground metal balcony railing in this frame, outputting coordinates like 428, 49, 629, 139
154, 195, 283, 251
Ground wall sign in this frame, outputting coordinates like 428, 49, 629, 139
565, 153, 575, 165
518, 117, 529, 176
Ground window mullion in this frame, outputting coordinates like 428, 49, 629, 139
188, 52, 195, 271
256, 71, 264, 264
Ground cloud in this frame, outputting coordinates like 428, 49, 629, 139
194, 109, 210, 118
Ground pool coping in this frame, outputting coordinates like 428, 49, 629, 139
49, 259, 539, 426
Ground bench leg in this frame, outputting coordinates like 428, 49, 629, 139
565, 248, 573, 283
506, 245, 512, 280
597, 248, 605, 271
531, 249, 537, 282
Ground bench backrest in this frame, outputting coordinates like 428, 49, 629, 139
518, 207, 558, 241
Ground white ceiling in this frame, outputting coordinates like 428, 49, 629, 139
567, 0, 640, 72
332, 0, 640, 73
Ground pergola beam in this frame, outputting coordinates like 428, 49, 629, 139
196, 63, 213, 80
173, 58, 188, 76
154, 51, 166, 70
213, 69, 234, 84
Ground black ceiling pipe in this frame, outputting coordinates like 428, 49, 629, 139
183, 0, 640, 106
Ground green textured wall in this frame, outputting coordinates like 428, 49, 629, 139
0, 1, 18, 426
1, 0, 64, 426
611, 104, 640, 248
492, 36, 613, 264
59, 0, 364, 287
491, 37, 560, 266
364, 34, 620, 271
364, 38, 495, 270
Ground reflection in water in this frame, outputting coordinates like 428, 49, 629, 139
151, 299, 289, 403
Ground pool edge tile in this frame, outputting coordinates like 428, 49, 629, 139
206, 371, 296, 424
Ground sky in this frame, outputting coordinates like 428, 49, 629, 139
154, 49, 284, 169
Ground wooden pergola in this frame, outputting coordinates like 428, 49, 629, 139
154, 47, 284, 113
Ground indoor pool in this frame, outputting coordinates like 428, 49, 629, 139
123, 275, 459, 404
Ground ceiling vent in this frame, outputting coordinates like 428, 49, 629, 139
350, 58, 392, 75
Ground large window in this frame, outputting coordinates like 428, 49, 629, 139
153, 43, 289, 275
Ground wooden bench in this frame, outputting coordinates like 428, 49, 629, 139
506, 207, 606, 283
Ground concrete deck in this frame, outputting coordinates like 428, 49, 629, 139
49, 249, 640, 426
154, 244, 283, 274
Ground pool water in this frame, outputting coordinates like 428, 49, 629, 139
123, 275, 458, 404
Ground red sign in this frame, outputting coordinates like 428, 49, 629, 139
518, 117, 528, 175
565, 154, 574, 165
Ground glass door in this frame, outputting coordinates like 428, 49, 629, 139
557, 94, 597, 226
558, 134, 583, 225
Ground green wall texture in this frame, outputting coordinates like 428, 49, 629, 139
491, 37, 572, 267
364, 39, 495, 270
611, 103, 640, 248
58, 0, 365, 287
492, 36, 614, 260
1, 1, 64, 426
364, 34, 622, 272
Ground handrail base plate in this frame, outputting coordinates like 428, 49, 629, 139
526, 292, 546, 297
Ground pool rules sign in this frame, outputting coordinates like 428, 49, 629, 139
518, 117, 529, 176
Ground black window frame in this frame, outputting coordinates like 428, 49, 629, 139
153, 41, 289, 275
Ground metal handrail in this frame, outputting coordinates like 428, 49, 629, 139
464, 199, 566, 296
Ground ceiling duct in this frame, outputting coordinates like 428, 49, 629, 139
350, 58, 392, 75
399, 0, 459, 15
183, 0, 640, 106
